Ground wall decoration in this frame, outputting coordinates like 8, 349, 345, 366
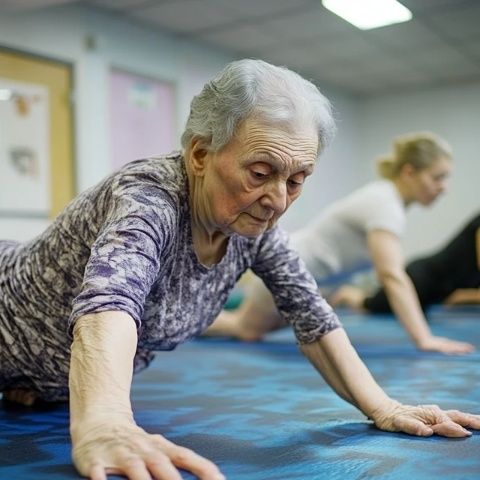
109, 69, 176, 171
0, 78, 50, 216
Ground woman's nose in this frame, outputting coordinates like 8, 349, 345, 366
438, 179, 448, 194
260, 181, 288, 214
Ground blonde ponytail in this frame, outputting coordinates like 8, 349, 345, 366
376, 156, 395, 179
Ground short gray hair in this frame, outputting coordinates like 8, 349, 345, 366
181, 59, 335, 155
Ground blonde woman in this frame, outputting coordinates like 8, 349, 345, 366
207, 133, 475, 355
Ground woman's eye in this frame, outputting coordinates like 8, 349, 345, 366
288, 178, 304, 187
251, 170, 267, 179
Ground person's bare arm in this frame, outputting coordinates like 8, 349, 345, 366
300, 328, 390, 412
441, 226, 480, 306
69, 311, 224, 480
444, 289, 480, 305
301, 328, 480, 436
367, 230, 474, 354
476, 227, 480, 271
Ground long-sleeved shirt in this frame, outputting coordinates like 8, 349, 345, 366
0, 153, 340, 401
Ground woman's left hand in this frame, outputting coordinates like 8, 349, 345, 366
416, 335, 475, 354
371, 401, 480, 437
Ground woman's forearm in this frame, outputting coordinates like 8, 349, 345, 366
476, 227, 480, 271
300, 328, 395, 418
463, 289, 480, 303
445, 288, 480, 305
380, 271, 432, 345
69, 311, 138, 437
68, 312, 225, 479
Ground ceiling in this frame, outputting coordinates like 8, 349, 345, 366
4, 0, 480, 97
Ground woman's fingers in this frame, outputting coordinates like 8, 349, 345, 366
74, 424, 224, 480
91, 454, 183, 480
144, 454, 183, 480
392, 416, 433, 436
166, 444, 225, 480
120, 456, 168, 480
438, 340, 474, 354
377, 404, 479, 438
430, 420, 471, 437
89, 462, 107, 480
150, 434, 225, 479
417, 406, 471, 437
420, 337, 475, 354
445, 410, 480, 429
448, 341, 475, 354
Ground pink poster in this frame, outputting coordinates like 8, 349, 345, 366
109, 69, 176, 171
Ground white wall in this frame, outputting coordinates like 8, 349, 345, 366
359, 83, 480, 258
3, 3, 476, 258
0, 3, 363, 242
0, 3, 234, 240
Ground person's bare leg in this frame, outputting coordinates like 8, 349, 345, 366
329, 285, 367, 312
205, 276, 287, 340
2, 388, 38, 406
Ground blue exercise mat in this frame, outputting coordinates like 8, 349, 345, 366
1, 308, 479, 479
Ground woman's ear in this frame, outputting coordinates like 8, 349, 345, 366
399, 162, 416, 179
186, 137, 210, 176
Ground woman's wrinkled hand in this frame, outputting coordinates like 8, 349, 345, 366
71, 418, 225, 480
416, 335, 475, 355
371, 401, 480, 437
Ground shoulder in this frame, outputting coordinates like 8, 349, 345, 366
353, 180, 394, 199
364, 181, 406, 235
99, 153, 188, 234
109, 153, 186, 209
353, 180, 403, 209
114, 152, 186, 195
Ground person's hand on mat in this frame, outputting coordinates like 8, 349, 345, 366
416, 335, 475, 354
372, 401, 480, 437
72, 417, 225, 480
328, 285, 367, 311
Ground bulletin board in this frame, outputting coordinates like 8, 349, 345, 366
109, 68, 176, 170
0, 78, 50, 215
0, 48, 74, 219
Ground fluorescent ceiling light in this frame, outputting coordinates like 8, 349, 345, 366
322, 0, 412, 30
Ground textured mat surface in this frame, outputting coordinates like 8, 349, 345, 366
1, 308, 479, 479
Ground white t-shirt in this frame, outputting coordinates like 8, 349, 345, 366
291, 180, 406, 279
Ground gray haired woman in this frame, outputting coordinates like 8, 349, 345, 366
0, 59, 478, 480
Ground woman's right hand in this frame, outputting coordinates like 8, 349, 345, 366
72, 418, 225, 480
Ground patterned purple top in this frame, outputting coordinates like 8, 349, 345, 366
0, 153, 340, 400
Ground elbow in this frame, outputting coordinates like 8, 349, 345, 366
376, 268, 406, 288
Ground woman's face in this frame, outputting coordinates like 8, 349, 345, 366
190, 120, 318, 237
408, 156, 452, 206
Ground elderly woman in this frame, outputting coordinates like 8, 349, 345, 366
207, 132, 475, 355
0, 59, 478, 480
332, 212, 480, 313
